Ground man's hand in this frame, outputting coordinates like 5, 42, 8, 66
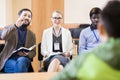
15, 17, 25, 27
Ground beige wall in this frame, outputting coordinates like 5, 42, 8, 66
12, 0, 31, 22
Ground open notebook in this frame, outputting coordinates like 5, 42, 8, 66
43, 52, 63, 61
12, 45, 36, 54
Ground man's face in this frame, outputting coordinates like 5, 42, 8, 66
51, 12, 63, 26
90, 14, 100, 28
19, 11, 32, 26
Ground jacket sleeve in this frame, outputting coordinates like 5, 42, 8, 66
1, 24, 17, 40
27, 33, 36, 59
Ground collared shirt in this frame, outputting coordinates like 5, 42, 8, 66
52, 34, 63, 52
16, 28, 27, 49
79, 26, 101, 53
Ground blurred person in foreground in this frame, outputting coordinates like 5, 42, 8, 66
52, 0, 120, 80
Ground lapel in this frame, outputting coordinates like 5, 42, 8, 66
49, 28, 53, 52
25, 30, 28, 47
15, 30, 18, 47
61, 27, 65, 52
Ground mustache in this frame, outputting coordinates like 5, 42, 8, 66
21, 21, 30, 28
22, 22, 30, 27
24, 19, 29, 22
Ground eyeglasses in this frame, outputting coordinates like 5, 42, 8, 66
52, 17, 62, 20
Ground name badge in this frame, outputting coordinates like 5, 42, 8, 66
54, 42, 60, 50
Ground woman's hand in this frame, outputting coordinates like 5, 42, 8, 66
63, 52, 70, 57
44, 53, 50, 58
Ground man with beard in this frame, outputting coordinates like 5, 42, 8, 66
79, 7, 101, 53
0, 8, 36, 73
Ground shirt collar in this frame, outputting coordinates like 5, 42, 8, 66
90, 24, 97, 31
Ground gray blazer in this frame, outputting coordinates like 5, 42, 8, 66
0, 24, 36, 71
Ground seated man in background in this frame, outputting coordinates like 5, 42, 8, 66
41, 10, 73, 72
52, 0, 120, 80
79, 7, 101, 53
0, 8, 36, 73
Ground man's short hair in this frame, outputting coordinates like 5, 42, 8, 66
18, 8, 32, 17
101, 0, 120, 38
89, 7, 101, 18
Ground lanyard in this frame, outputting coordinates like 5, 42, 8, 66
92, 30, 99, 43
53, 27, 61, 37
18, 29, 27, 44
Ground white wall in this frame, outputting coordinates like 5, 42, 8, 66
0, 0, 6, 27
0, 0, 13, 27
0, 0, 109, 27
65, 0, 109, 24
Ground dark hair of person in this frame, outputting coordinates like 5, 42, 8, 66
18, 8, 32, 17
101, 0, 120, 38
89, 7, 101, 18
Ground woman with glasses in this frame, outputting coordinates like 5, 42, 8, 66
41, 10, 73, 72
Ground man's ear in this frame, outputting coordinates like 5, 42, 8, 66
97, 22, 108, 42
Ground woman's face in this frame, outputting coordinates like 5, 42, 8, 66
51, 12, 63, 26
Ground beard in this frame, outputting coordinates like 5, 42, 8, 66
22, 22, 30, 27
20, 22, 30, 31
